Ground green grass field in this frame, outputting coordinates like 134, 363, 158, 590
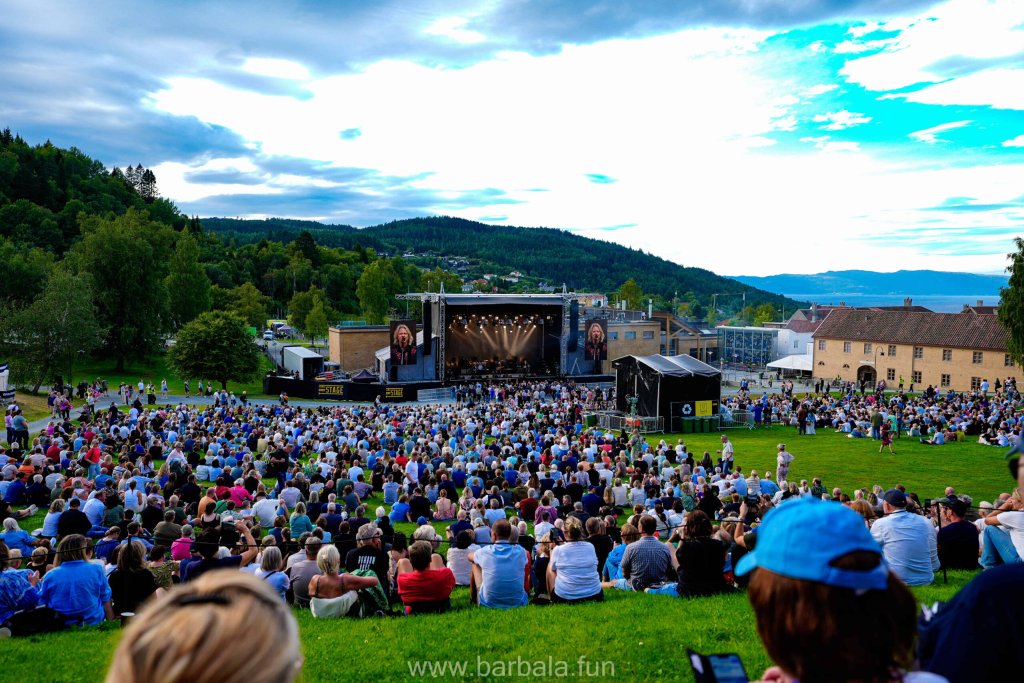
0, 573, 977, 683
4, 424, 1012, 682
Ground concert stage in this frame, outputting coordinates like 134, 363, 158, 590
377, 292, 606, 383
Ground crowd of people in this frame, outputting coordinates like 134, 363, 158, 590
1, 376, 1022, 683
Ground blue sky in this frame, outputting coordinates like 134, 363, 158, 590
2, 0, 1023, 275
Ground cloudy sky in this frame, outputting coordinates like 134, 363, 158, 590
4, 0, 1024, 276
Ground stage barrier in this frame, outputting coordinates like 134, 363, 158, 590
417, 387, 455, 402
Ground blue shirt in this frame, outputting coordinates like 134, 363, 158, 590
383, 482, 400, 504
39, 560, 110, 625
759, 478, 780, 496
472, 542, 528, 609
0, 529, 34, 554
389, 502, 411, 522
870, 510, 940, 586
0, 569, 41, 623
734, 477, 748, 498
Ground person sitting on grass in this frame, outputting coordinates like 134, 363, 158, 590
396, 540, 456, 614
309, 545, 380, 619
39, 534, 114, 625
603, 514, 672, 592
546, 516, 602, 604
468, 519, 528, 609
650, 510, 733, 598
0, 540, 41, 634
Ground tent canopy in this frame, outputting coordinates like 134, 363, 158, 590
766, 353, 813, 371
612, 354, 721, 420
619, 354, 721, 378
350, 369, 377, 382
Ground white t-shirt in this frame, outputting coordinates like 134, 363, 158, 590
548, 541, 601, 599
997, 511, 1024, 559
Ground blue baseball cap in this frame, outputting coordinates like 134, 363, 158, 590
735, 498, 889, 590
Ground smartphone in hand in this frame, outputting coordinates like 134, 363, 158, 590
688, 649, 749, 683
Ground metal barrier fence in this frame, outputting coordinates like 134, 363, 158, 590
720, 408, 755, 430
594, 412, 664, 434
417, 387, 455, 402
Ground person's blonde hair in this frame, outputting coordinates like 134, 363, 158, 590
104, 571, 300, 683
54, 534, 91, 565
49, 499, 65, 514
564, 516, 584, 541
316, 544, 340, 575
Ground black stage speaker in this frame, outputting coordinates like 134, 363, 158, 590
568, 300, 579, 352
422, 301, 432, 356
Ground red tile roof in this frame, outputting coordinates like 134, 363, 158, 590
785, 319, 825, 334
812, 308, 1008, 350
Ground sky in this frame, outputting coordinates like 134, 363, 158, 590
3, 0, 1024, 276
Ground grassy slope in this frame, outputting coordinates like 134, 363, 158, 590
0, 574, 975, 683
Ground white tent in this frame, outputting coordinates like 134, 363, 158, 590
766, 353, 813, 372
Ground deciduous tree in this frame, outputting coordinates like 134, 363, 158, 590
166, 311, 262, 390
165, 231, 212, 329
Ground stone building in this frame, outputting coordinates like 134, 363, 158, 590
811, 308, 1012, 392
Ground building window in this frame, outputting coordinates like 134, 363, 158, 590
1006, 354, 1015, 367
689, 347, 698, 357
794, 339, 799, 348
624, 331, 636, 340
818, 340, 826, 351
886, 368, 895, 381
913, 347, 923, 359
941, 374, 950, 388
912, 371, 922, 384
942, 349, 952, 361
843, 342, 852, 353
888, 345, 896, 356
971, 377, 982, 391
973, 352, 983, 364
642, 331, 654, 339
608, 332, 618, 340
864, 343, 872, 354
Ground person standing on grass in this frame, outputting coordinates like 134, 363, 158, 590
879, 421, 896, 455
160, 379, 168, 400
716, 435, 734, 475
775, 445, 794, 484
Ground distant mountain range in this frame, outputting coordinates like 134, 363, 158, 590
730, 270, 1008, 296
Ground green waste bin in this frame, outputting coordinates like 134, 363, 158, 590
681, 418, 693, 434
707, 415, 720, 431
584, 414, 597, 428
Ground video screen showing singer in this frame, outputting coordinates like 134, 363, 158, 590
390, 321, 417, 365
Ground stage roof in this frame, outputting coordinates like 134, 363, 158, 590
442, 294, 567, 306
613, 354, 721, 378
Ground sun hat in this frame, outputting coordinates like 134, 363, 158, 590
735, 498, 889, 590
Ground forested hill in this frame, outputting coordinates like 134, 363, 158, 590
201, 217, 389, 252
205, 215, 804, 309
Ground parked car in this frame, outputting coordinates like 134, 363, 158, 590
263, 330, 274, 340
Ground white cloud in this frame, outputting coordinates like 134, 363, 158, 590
801, 84, 838, 96
908, 120, 972, 143
833, 38, 895, 54
848, 21, 882, 38
841, 0, 1024, 95
1003, 135, 1024, 147
424, 17, 486, 44
799, 135, 860, 152
145, 23, 1024, 275
813, 110, 871, 130
242, 58, 310, 80
900, 68, 1024, 110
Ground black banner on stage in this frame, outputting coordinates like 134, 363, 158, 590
584, 319, 608, 361
390, 320, 417, 365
